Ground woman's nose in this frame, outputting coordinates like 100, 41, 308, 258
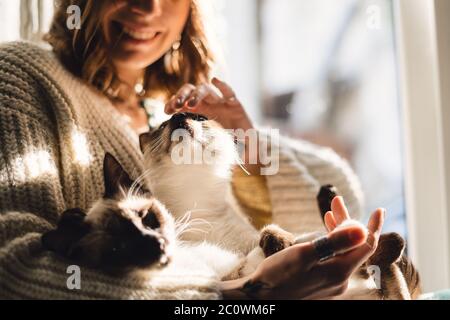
130, 0, 162, 17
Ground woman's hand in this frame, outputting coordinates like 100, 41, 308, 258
165, 78, 253, 131
221, 197, 385, 300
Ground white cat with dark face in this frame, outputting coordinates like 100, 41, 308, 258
140, 112, 261, 256
139, 113, 421, 299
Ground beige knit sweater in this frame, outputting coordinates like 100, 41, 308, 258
0, 41, 363, 299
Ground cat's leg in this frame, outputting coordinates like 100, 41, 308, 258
236, 225, 298, 277
226, 225, 322, 279
259, 224, 296, 257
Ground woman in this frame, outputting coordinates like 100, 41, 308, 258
0, 0, 384, 299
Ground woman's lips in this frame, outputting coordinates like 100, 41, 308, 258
113, 21, 163, 46
123, 26, 159, 41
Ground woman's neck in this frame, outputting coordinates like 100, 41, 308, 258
115, 66, 145, 88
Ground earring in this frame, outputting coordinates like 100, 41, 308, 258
164, 37, 182, 75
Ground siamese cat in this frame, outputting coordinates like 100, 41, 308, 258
41, 153, 286, 280
139, 112, 266, 256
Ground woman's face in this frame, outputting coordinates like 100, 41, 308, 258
102, 0, 191, 71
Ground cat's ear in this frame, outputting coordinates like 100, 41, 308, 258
368, 232, 406, 266
139, 132, 152, 153
42, 208, 89, 258
103, 153, 134, 198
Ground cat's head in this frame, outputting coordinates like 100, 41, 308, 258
42, 153, 175, 274
139, 112, 238, 189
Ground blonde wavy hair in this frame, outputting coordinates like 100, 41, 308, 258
45, 0, 214, 100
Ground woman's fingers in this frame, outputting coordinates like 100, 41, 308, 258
321, 209, 385, 274
368, 208, 385, 235
331, 196, 350, 225
184, 84, 221, 109
212, 77, 237, 101
324, 211, 337, 232
365, 208, 385, 250
166, 79, 236, 116
165, 83, 196, 114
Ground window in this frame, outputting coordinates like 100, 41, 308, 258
221, 0, 406, 237
220, 0, 450, 293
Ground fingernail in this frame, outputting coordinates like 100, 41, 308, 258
188, 97, 198, 108
176, 98, 184, 108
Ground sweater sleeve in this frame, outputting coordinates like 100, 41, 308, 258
0, 49, 219, 300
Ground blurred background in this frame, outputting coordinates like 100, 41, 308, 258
213, 0, 406, 238
0, 0, 407, 249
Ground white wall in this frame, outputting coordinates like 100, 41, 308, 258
395, 0, 450, 292
0, 0, 21, 42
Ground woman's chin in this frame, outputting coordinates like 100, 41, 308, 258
112, 51, 160, 71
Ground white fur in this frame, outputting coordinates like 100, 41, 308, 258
142, 121, 265, 278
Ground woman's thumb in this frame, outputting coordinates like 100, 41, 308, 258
302, 224, 368, 266
328, 223, 368, 256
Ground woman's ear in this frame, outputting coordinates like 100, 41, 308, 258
103, 153, 134, 199
139, 132, 152, 154
41, 208, 89, 258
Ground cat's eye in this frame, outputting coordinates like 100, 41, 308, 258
142, 212, 160, 229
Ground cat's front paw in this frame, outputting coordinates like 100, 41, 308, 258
259, 224, 296, 257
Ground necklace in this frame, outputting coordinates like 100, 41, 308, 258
106, 77, 156, 130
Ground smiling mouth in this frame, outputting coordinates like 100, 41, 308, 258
122, 26, 160, 41
112, 21, 162, 43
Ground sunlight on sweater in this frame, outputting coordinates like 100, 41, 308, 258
71, 129, 92, 167
0, 150, 57, 183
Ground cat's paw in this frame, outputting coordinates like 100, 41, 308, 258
259, 224, 296, 257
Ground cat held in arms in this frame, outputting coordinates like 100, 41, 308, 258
138, 112, 421, 300
41, 153, 286, 280
41, 115, 420, 299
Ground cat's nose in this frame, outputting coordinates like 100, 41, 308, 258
137, 235, 164, 265
171, 112, 188, 125
141, 235, 163, 252
171, 112, 208, 127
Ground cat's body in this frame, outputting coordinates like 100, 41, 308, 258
139, 113, 421, 299
42, 153, 256, 280
139, 113, 260, 256
42, 113, 421, 299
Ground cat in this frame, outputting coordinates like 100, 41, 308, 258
41, 153, 284, 280
139, 112, 278, 255
41, 153, 175, 275
139, 113, 421, 299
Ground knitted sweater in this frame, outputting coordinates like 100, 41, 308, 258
0, 41, 363, 299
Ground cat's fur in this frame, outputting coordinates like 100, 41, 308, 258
42, 113, 421, 299
139, 113, 261, 256
139, 113, 421, 299
41, 153, 267, 280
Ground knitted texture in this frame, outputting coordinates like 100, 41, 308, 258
0, 41, 363, 299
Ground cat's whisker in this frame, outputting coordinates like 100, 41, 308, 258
128, 169, 155, 198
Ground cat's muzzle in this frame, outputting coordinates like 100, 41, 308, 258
169, 112, 208, 138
